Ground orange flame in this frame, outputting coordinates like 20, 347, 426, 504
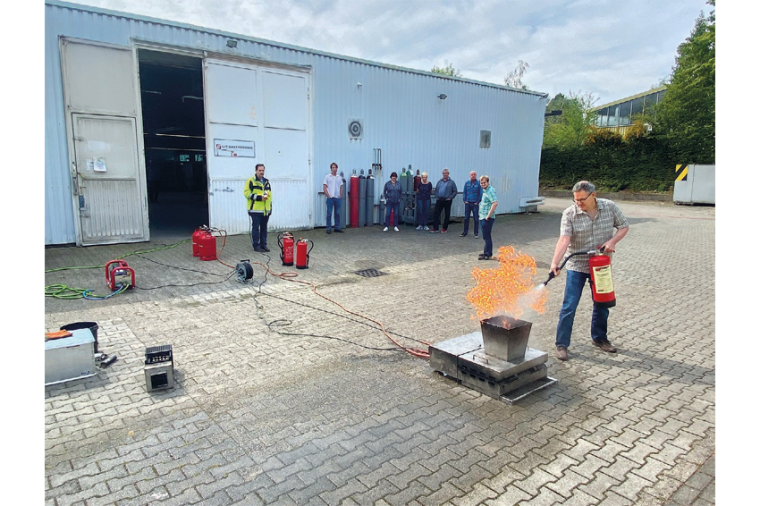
466, 245, 547, 319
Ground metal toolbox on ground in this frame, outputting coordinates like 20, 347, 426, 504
45, 329, 97, 386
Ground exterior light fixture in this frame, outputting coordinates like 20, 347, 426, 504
227, 39, 238, 48
438, 94, 447, 100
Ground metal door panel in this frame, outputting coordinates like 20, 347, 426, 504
261, 70, 308, 130
264, 128, 310, 229
72, 115, 146, 244
205, 61, 259, 126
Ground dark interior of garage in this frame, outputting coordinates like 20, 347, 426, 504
138, 49, 208, 240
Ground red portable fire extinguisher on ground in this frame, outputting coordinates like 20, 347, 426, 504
278, 232, 294, 266
296, 238, 314, 269
543, 247, 616, 307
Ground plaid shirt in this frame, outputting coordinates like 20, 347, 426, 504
560, 198, 629, 273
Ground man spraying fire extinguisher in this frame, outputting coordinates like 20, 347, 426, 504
550, 181, 629, 361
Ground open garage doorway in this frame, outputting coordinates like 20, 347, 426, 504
138, 49, 208, 240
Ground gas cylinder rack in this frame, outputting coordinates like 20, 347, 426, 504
400, 165, 416, 226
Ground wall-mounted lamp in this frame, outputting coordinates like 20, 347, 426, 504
226, 39, 238, 48
357, 82, 363, 88
438, 94, 447, 100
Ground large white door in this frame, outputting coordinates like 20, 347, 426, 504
61, 39, 148, 245
204, 59, 311, 234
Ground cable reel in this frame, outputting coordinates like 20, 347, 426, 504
235, 260, 254, 283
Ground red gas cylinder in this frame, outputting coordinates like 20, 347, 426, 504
413, 170, 421, 192
349, 172, 360, 228
192, 227, 206, 257
278, 232, 294, 266
589, 252, 616, 307
296, 238, 313, 269
198, 230, 217, 261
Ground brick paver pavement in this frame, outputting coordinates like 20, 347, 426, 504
45, 198, 715, 505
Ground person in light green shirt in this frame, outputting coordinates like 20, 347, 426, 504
478, 175, 498, 260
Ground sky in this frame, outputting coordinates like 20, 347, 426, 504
63, 0, 711, 106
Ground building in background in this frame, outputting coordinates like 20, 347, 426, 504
45, 0, 548, 246
590, 85, 666, 136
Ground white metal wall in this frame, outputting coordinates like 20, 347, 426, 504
45, 0, 547, 244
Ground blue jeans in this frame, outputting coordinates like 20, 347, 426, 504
555, 270, 610, 348
249, 212, 269, 249
385, 201, 400, 227
326, 197, 341, 230
463, 202, 479, 235
480, 218, 494, 256
417, 198, 430, 226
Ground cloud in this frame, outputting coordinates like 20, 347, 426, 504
70, 0, 708, 103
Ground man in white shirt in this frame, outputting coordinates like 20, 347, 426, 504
323, 162, 344, 234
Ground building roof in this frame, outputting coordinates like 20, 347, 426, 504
590, 85, 667, 111
47, 0, 548, 98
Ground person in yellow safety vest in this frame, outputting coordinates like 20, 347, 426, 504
244, 163, 273, 252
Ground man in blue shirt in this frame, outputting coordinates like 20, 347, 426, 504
460, 170, 483, 237
430, 168, 458, 233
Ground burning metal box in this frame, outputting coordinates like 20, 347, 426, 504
429, 316, 556, 404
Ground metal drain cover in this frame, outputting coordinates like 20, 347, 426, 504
354, 268, 386, 278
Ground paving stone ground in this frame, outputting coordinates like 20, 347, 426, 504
44, 198, 715, 505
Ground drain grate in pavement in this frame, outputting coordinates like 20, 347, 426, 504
354, 268, 386, 278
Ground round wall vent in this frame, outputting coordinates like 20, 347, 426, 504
348, 120, 363, 139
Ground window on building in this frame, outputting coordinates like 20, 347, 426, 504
179, 154, 190, 162
608, 105, 620, 127
630, 97, 645, 117
480, 130, 491, 149
597, 107, 608, 127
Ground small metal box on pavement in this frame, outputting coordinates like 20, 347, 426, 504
45, 329, 97, 386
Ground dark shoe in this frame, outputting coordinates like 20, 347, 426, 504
556, 346, 568, 361
593, 339, 617, 353
474, 234, 478, 238
460, 233, 467, 237
484, 255, 492, 260
326, 228, 332, 234
478, 254, 486, 260
254, 246, 264, 252
261, 246, 270, 252
334, 229, 344, 233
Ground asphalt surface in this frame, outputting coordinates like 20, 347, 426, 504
44, 197, 715, 505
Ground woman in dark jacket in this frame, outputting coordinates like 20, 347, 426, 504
383, 172, 402, 232
415, 172, 433, 230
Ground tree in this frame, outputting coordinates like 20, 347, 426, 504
504, 60, 529, 89
543, 91, 599, 149
651, 0, 715, 163
431, 62, 462, 77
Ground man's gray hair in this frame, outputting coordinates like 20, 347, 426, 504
573, 181, 596, 193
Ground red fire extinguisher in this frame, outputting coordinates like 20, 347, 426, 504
588, 250, 616, 308
278, 232, 294, 266
543, 247, 616, 307
198, 229, 217, 261
296, 238, 313, 269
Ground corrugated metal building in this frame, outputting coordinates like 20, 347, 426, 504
45, 0, 548, 246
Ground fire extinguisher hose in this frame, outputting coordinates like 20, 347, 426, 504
542, 246, 607, 286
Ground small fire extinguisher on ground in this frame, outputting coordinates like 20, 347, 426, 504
543, 247, 616, 307
296, 238, 314, 269
278, 232, 294, 266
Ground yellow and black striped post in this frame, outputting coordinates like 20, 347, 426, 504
675, 164, 688, 182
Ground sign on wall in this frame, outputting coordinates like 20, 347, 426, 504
213, 139, 256, 158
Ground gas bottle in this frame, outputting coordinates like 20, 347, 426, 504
413, 169, 421, 192
349, 170, 360, 228
278, 232, 294, 266
296, 238, 313, 269
589, 251, 616, 307
198, 230, 217, 261
192, 227, 207, 257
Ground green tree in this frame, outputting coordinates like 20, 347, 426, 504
652, 0, 715, 163
431, 62, 462, 77
543, 91, 598, 149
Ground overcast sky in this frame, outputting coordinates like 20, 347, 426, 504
65, 0, 710, 106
